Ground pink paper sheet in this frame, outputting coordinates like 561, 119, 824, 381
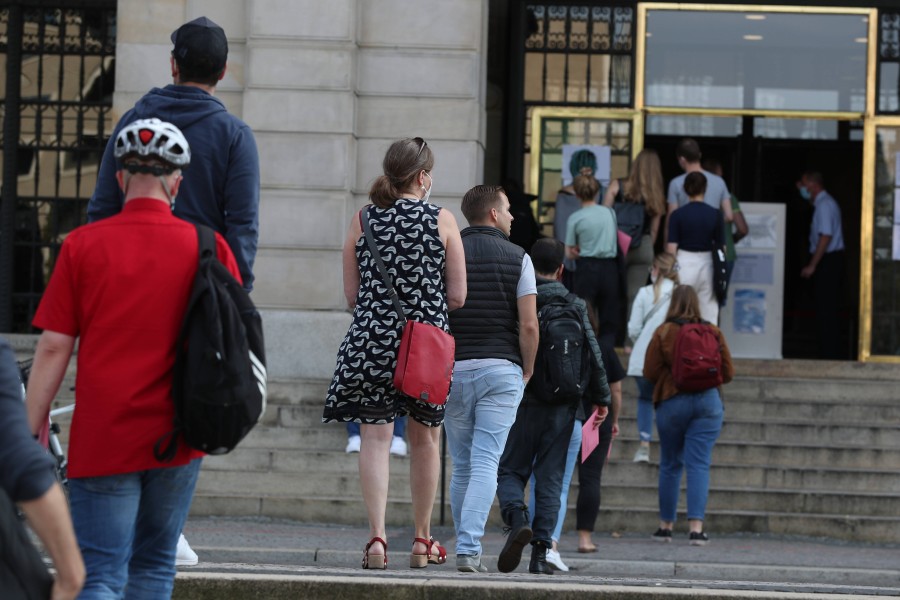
581, 407, 600, 463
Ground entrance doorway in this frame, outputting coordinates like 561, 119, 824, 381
646, 119, 861, 360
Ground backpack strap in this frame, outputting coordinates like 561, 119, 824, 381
642, 291, 672, 329
154, 224, 219, 463
360, 207, 407, 326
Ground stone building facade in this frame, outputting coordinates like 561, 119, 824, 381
116, 0, 491, 379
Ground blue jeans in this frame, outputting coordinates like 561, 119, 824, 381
347, 416, 405, 438
656, 390, 723, 522
530, 417, 582, 543
444, 362, 524, 556
69, 459, 202, 599
635, 376, 655, 443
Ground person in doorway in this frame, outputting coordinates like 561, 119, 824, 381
702, 158, 749, 305
643, 285, 734, 546
503, 178, 543, 252
497, 238, 610, 574
89, 16, 260, 292
346, 417, 407, 456
665, 138, 732, 246
444, 185, 539, 573
26, 119, 240, 597
323, 137, 466, 570
603, 148, 667, 309
666, 172, 725, 324
626, 253, 679, 463
798, 171, 845, 360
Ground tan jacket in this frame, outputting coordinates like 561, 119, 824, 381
643, 321, 734, 405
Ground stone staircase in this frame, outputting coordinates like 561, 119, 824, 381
15, 331, 899, 544
189, 359, 900, 543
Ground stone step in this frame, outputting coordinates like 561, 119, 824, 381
237, 425, 900, 470
193, 465, 899, 517
204, 448, 900, 494
188, 493, 900, 543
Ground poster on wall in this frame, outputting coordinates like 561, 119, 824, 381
720, 202, 785, 359
560, 145, 611, 187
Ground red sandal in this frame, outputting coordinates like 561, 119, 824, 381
362, 537, 387, 570
409, 536, 447, 568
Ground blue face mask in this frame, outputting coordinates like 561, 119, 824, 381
799, 186, 811, 201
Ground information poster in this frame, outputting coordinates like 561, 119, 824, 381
719, 203, 785, 359
560, 145, 611, 187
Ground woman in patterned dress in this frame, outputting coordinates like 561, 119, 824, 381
324, 137, 466, 570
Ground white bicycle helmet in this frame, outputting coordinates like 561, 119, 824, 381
114, 117, 190, 171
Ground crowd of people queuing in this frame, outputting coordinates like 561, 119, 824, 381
2, 12, 841, 593
325, 135, 744, 575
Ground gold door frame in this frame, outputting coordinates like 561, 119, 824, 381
637, 3, 882, 361
531, 3, 887, 360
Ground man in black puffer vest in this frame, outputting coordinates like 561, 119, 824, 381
445, 185, 539, 574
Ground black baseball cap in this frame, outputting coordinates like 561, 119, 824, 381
170, 16, 228, 76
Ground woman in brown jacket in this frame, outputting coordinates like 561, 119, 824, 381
643, 285, 733, 546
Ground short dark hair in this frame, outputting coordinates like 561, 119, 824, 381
462, 185, 505, 224
676, 138, 701, 163
171, 17, 228, 86
530, 238, 564, 275
568, 149, 598, 178
802, 171, 824, 187
684, 171, 707, 198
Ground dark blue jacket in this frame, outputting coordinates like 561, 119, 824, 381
88, 85, 260, 289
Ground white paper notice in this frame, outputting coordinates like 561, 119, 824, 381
736, 214, 777, 249
895, 189, 900, 225
560, 145, 611, 187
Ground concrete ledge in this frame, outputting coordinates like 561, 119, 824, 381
172, 571, 892, 599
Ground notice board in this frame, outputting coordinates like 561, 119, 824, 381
719, 202, 785, 359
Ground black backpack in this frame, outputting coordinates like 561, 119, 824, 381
155, 225, 267, 461
613, 181, 646, 249
529, 296, 591, 406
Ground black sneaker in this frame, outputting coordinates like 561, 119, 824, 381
689, 531, 709, 546
651, 528, 672, 543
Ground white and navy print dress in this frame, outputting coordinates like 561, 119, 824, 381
323, 198, 449, 427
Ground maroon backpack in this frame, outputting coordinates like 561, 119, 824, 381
670, 320, 723, 392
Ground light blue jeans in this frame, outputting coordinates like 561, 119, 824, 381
656, 390, 723, 522
444, 362, 524, 556
530, 417, 582, 543
69, 459, 202, 599
635, 376, 655, 443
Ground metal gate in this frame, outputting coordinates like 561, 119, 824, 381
0, 0, 116, 332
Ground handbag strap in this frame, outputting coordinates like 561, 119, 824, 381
642, 290, 672, 329
360, 207, 407, 326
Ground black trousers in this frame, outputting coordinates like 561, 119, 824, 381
575, 409, 615, 532
497, 401, 576, 545
814, 250, 844, 360
573, 257, 620, 350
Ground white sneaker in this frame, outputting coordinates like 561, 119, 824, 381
345, 434, 361, 453
545, 548, 569, 572
633, 445, 650, 463
175, 533, 198, 566
389, 436, 408, 457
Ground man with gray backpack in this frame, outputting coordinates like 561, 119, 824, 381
495, 238, 610, 574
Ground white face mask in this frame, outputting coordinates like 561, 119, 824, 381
422, 172, 433, 202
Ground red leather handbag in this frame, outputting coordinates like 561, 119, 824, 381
361, 208, 455, 405
394, 320, 454, 405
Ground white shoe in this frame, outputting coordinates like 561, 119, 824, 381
345, 434, 361, 453
545, 548, 569, 572
389, 436, 407, 457
175, 533, 198, 566
633, 445, 650, 463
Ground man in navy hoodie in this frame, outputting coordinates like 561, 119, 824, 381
89, 16, 260, 291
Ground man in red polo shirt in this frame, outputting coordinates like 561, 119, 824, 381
26, 118, 240, 598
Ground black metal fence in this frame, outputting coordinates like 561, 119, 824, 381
0, 0, 116, 332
